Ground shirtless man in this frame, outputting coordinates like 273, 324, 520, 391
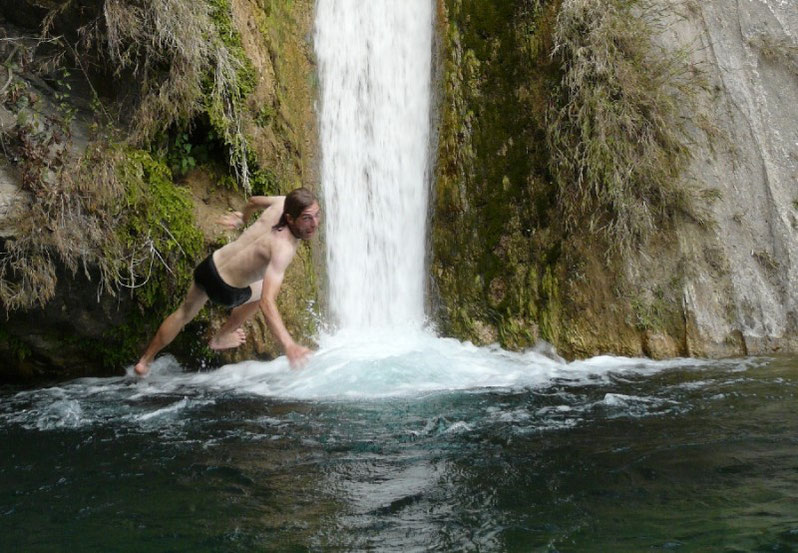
133, 187, 321, 376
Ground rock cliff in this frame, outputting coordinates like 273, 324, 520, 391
429, 0, 797, 358
671, 0, 798, 354
2, 0, 795, 380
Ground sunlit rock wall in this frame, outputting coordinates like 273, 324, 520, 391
669, 0, 798, 354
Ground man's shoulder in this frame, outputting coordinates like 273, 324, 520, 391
254, 228, 295, 254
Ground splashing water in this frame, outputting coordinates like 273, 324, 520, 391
0, 352, 763, 431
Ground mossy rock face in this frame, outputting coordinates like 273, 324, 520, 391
95, 149, 208, 371
431, 0, 565, 351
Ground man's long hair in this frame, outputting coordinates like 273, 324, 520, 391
273, 187, 318, 231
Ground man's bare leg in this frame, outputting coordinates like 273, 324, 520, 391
134, 284, 208, 376
209, 281, 263, 350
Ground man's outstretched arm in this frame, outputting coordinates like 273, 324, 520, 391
258, 246, 311, 368
219, 195, 284, 230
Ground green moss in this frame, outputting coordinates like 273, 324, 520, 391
0, 327, 32, 362
249, 164, 280, 196
539, 267, 561, 342
253, 0, 317, 184
197, 0, 261, 194
84, 148, 208, 368
255, 105, 277, 127
431, 0, 707, 355
432, 0, 563, 350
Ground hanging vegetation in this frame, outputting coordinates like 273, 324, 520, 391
547, 0, 713, 255
0, 0, 255, 310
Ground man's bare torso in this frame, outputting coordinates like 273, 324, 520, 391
212, 197, 296, 288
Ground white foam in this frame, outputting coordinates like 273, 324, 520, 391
0, 335, 749, 433
35, 399, 84, 430
597, 392, 681, 418
135, 397, 191, 421
134, 329, 712, 401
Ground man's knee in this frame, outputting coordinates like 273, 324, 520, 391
172, 302, 200, 326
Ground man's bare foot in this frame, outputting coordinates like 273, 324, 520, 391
209, 328, 247, 350
134, 360, 150, 376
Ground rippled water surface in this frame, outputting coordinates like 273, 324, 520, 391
1, 338, 796, 552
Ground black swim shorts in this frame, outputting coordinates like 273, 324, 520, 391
193, 254, 253, 308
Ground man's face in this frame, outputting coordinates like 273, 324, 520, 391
289, 202, 321, 240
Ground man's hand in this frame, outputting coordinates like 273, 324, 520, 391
285, 343, 312, 369
218, 211, 244, 230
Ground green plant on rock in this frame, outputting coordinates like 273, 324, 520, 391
207, 0, 258, 96
166, 132, 198, 176
53, 67, 77, 129
116, 149, 204, 307
163, 126, 225, 178
97, 148, 207, 366
0, 327, 32, 362
249, 165, 280, 196
255, 105, 276, 127
630, 292, 666, 331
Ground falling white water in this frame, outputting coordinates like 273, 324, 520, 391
315, 0, 433, 330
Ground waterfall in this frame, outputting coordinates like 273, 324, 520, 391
315, 0, 433, 331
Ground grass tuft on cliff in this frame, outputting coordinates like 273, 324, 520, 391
547, 0, 711, 255
87, 0, 257, 191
